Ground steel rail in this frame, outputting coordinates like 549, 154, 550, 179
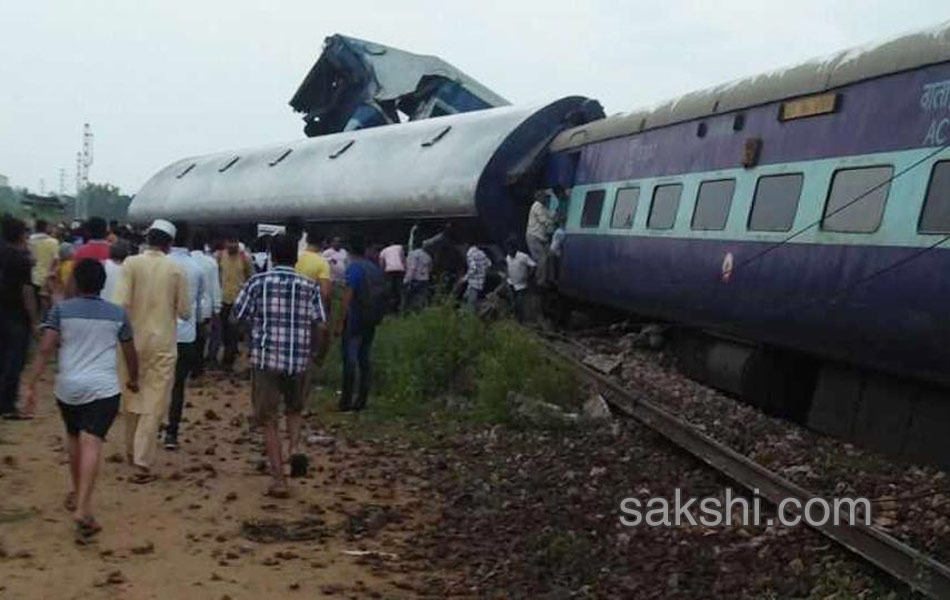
537, 333, 950, 599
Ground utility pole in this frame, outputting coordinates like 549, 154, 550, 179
74, 123, 94, 219
59, 168, 66, 195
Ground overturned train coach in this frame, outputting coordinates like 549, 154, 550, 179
132, 22, 950, 467
548, 21, 950, 467
130, 97, 598, 245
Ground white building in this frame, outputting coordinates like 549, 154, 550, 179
0, 173, 8, 188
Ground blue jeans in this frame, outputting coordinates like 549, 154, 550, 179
0, 315, 30, 415
464, 285, 481, 311
340, 325, 376, 411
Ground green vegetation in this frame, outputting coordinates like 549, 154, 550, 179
310, 302, 581, 432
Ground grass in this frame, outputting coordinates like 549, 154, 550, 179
309, 301, 582, 435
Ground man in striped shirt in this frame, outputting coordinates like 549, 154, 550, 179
232, 234, 326, 498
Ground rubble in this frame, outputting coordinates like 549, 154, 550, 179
508, 392, 579, 426
582, 393, 612, 421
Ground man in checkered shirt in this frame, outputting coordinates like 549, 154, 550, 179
232, 234, 326, 498
462, 244, 491, 311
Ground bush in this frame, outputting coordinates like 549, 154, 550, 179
311, 302, 581, 426
474, 321, 581, 423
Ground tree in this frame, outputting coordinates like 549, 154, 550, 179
78, 182, 133, 223
0, 185, 25, 217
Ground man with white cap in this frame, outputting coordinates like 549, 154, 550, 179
113, 219, 190, 482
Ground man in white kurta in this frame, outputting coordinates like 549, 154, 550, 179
113, 220, 190, 480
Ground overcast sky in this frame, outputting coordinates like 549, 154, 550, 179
2, 0, 949, 194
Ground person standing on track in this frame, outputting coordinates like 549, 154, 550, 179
190, 229, 221, 377
462, 243, 490, 311
73, 217, 112, 262
322, 235, 349, 286
232, 234, 326, 498
113, 219, 190, 483
28, 219, 60, 315
295, 224, 332, 364
218, 230, 253, 371
164, 222, 204, 451
402, 237, 432, 312
0, 216, 39, 419
20, 258, 140, 538
377, 239, 405, 313
525, 190, 555, 287
336, 235, 386, 412
505, 236, 536, 323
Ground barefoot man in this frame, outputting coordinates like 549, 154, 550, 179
114, 219, 190, 483
21, 259, 140, 537
232, 234, 326, 498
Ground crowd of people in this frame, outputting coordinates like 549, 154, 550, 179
0, 189, 566, 538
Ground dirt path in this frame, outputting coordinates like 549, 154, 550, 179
0, 368, 433, 599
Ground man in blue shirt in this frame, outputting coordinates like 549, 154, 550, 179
336, 235, 385, 412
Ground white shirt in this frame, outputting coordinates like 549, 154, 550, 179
378, 244, 406, 272
100, 259, 122, 302
322, 247, 349, 282
526, 199, 555, 241
506, 251, 537, 291
168, 247, 204, 343
550, 227, 566, 257
404, 248, 432, 283
191, 250, 222, 321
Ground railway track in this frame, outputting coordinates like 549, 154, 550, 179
536, 330, 950, 599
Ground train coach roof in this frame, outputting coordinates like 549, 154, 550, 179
128, 97, 586, 228
551, 20, 950, 152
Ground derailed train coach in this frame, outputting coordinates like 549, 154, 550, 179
547, 21, 950, 466
130, 96, 596, 244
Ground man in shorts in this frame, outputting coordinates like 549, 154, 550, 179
232, 234, 326, 498
20, 258, 140, 537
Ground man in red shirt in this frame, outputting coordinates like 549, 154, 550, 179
73, 217, 111, 262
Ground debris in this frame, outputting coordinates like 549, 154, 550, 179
307, 434, 335, 447
582, 353, 622, 375
241, 518, 326, 543
582, 394, 612, 421
508, 392, 579, 427
341, 549, 398, 560
130, 541, 154, 555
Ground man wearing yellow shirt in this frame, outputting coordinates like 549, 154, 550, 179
28, 220, 60, 313
295, 225, 332, 366
218, 231, 253, 370
295, 225, 331, 303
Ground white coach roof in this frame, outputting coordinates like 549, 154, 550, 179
130, 103, 545, 224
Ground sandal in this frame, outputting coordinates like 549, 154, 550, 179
64, 492, 77, 512
1, 411, 33, 421
265, 482, 290, 499
130, 471, 158, 484
75, 516, 102, 538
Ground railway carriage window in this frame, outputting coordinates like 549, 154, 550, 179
748, 173, 803, 231
822, 166, 893, 233
918, 161, 950, 233
691, 179, 735, 230
647, 184, 683, 230
610, 187, 640, 228
581, 190, 606, 228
